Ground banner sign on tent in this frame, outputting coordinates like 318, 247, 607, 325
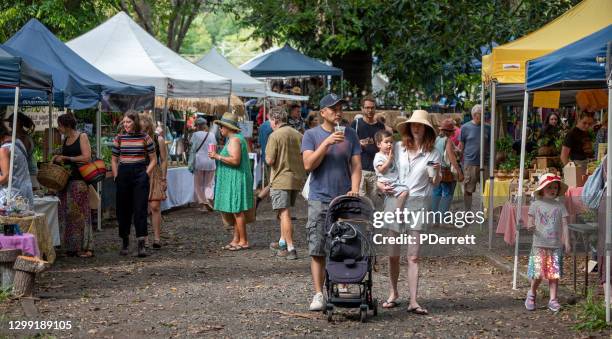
533, 91, 560, 109
20, 107, 64, 131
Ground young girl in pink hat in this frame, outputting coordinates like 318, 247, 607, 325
525, 173, 571, 312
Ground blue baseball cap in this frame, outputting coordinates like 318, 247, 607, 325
319, 93, 345, 109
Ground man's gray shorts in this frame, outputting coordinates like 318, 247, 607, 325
270, 189, 298, 210
306, 200, 329, 257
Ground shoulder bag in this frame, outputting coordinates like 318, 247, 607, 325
188, 132, 209, 173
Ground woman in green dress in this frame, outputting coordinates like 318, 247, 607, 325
209, 112, 254, 251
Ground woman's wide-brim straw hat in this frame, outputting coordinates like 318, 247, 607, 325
396, 110, 434, 135
214, 112, 241, 132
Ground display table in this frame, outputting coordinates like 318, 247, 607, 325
162, 153, 259, 211
483, 179, 512, 211
33, 196, 60, 247
0, 233, 39, 257
161, 167, 195, 211
564, 186, 586, 224
0, 214, 55, 263
496, 202, 530, 245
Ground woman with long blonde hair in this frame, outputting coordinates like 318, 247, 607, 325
140, 113, 168, 249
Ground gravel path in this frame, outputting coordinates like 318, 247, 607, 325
0, 198, 609, 338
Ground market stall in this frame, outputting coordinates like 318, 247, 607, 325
480, 0, 612, 253
518, 24, 612, 317
1, 18, 155, 232
0, 41, 53, 263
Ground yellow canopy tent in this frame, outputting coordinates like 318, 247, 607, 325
482, 0, 612, 84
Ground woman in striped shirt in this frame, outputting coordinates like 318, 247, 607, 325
111, 111, 157, 257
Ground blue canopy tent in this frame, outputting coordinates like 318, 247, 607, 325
0, 45, 52, 91
1, 19, 155, 231
240, 44, 343, 78
0, 44, 99, 110
0, 45, 52, 206
527, 25, 612, 91
510, 26, 612, 304
2, 19, 154, 110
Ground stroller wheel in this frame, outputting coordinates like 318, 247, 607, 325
326, 304, 334, 322
360, 305, 368, 323
372, 299, 378, 316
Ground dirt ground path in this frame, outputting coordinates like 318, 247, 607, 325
0, 199, 609, 338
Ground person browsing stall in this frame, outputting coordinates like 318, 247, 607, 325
266, 109, 305, 260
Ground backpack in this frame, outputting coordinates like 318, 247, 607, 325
581, 156, 606, 209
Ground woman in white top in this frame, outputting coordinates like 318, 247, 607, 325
191, 118, 217, 210
378, 110, 441, 315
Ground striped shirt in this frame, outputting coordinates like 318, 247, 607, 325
112, 133, 155, 164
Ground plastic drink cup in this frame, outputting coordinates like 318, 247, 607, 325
208, 144, 216, 153
334, 125, 346, 135
427, 161, 438, 178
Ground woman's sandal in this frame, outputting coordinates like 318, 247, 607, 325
229, 245, 250, 251
222, 244, 237, 250
407, 306, 428, 315
382, 299, 400, 309
78, 251, 94, 258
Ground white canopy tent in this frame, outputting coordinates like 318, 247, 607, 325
67, 12, 231, 125
196, 48, 266, 97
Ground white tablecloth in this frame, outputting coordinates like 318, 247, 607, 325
161, 153, 259, 211
33, 196, 61, 246
161, 167, 195, 211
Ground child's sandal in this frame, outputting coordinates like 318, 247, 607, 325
525, 291, 536, 311
548, 299, 561, 312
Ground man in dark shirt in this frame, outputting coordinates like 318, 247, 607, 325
350, 96, 385, 206
561, 112, 595, 165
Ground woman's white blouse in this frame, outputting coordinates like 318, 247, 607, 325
394, 141, 441, 198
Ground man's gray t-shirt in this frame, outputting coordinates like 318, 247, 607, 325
301, 126, 361, 203
460, 121, 489, 166
528, 199, 568, 249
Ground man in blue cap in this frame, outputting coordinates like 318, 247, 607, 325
301, 93, 362, 311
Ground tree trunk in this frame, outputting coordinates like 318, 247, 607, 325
330, 49, 373, 94
12, 271, 34, 297
11, 256, 49, 298
0, 249, 21, 289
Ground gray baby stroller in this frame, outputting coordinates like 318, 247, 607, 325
324, 195, 377, 322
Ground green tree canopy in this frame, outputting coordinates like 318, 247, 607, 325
227, 0, 579, 106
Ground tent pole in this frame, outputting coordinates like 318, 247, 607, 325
7, 86, 21, 206
227, 80, 232, 113
162, 96, 169, 134
488, 82, 496, 250
262, 96, 267, 191
513, 91, 529, 290
96, 102, 102, 232
47, 93, 53, 161
606, 79, 612, 323
480, 81, 485, 232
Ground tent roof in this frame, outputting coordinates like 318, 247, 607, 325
196, 48, 266, 97
67, 12, 231, 98
526, 25, 612, 91
5, 18, 154, 106
0, 45, 52, 91
482, 0, 612, 84
0, 44, 99, 109
240, 44, 342, 77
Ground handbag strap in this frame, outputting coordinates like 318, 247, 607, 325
194, 132, 209, 153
